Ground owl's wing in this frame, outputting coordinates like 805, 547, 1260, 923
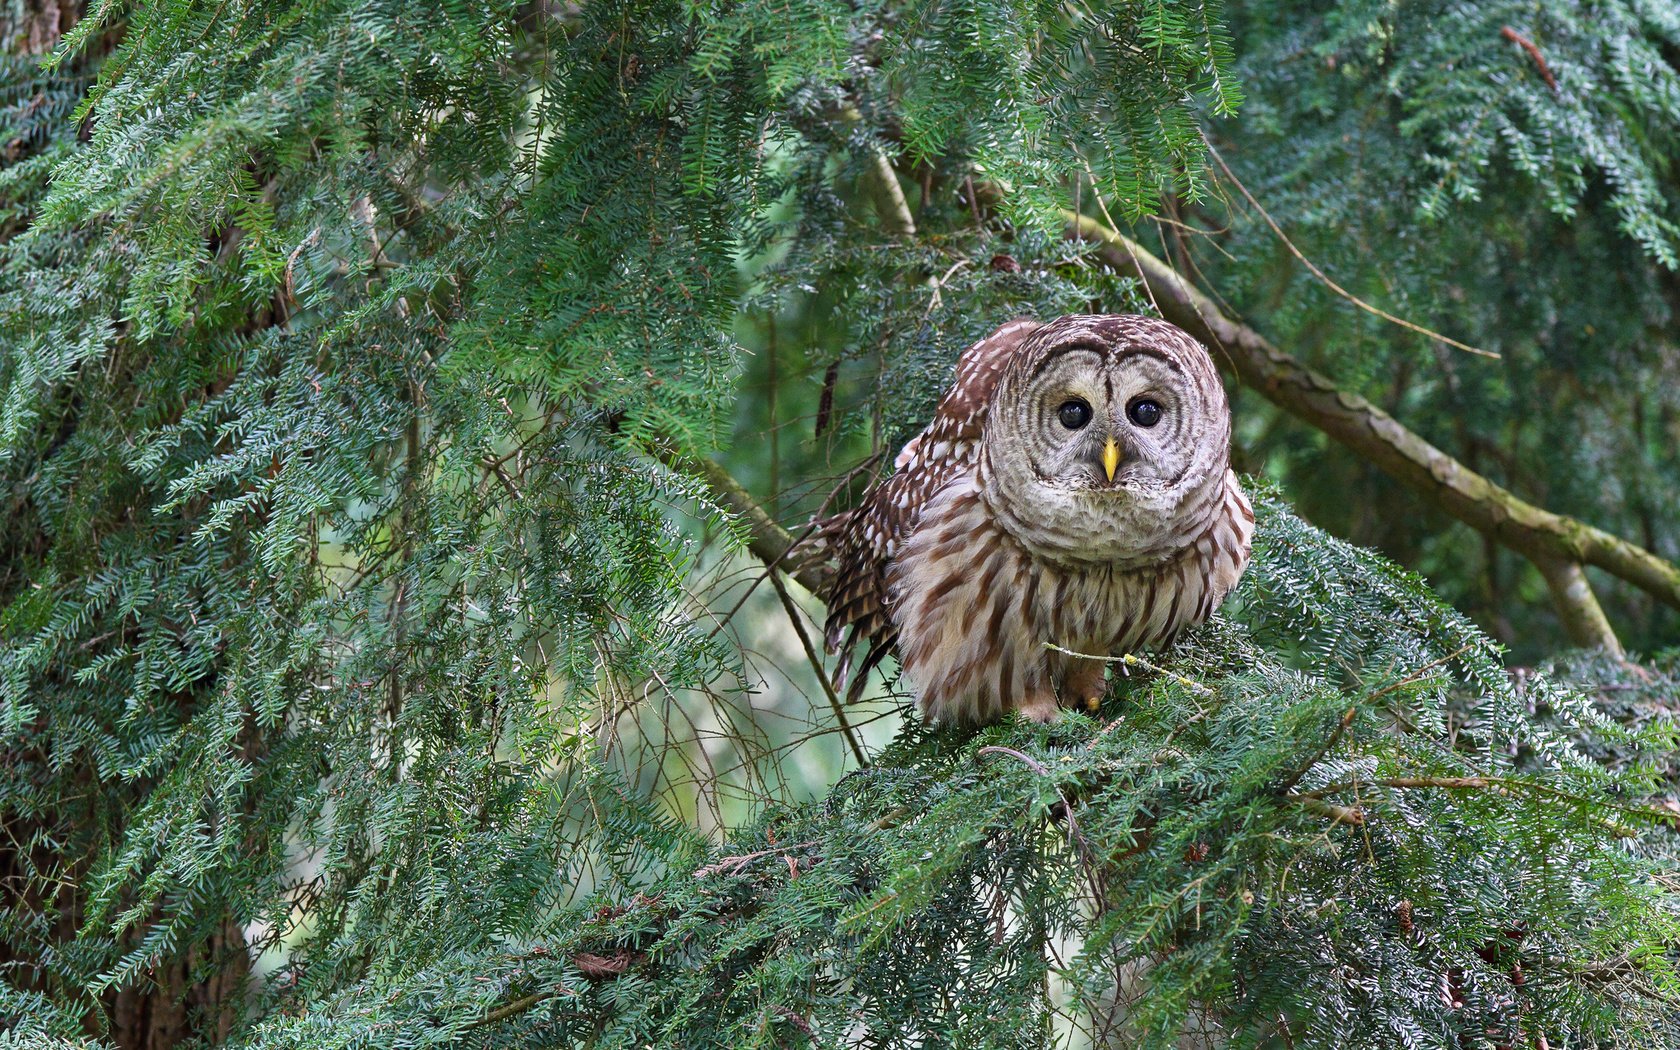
820, 318, 1042, 700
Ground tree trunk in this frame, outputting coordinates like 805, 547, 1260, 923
2, 8, 257, 1047
105, 923, 250, 1049
2, 0, 79, 53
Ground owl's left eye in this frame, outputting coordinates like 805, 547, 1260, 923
1056, 399, 1092, 430
1127, 397, 1163, 428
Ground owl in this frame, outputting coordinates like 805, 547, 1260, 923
820, 314, 1253, 723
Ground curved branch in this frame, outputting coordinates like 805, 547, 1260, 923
1065, 211, 1680, 623
838, 104, 916, 238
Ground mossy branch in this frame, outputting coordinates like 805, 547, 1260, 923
686, 454, 831, 596
1066, 211, 1680, 646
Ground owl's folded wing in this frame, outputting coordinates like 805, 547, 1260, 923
818, 317, 1043, 701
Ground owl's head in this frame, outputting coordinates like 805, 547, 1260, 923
981, 314, 1233, 567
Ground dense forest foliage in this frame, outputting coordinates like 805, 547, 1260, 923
2, 1, 1679, 1047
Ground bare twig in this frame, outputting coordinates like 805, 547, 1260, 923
977, 745, 1106, 901
1042, 642, 1216, 697
1501, 26, 1559, 93
766, 565, 869, 768
694, 842, 818, 879
1275, 706, 1357, 796
1201, 141, 1495, 359
1290, 796, 1366, 826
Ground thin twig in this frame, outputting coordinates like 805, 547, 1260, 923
766, 566, 869, 768
1202, 139, 1496, 358
1043, 642, 1216, 697
1365, 643, 1477, 701
693, 841, 818, 880
1500, 26, 1559, 92
1275, 707, 1357, 796
1279, 644, 1477, 794
1289, 796, 1366, 826
977, 745, 1106, 902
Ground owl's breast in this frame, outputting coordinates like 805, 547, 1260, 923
1044, 471, 1253, 656
886, 475, 1041, 721
887, 471, 1253, 723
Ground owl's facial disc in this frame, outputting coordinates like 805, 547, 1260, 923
980, 314, 1233, 567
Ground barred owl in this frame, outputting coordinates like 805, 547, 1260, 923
821, 314, 1253, 723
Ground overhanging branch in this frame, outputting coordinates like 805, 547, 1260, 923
1066, 210, 1680, 636
687, 455, 831, 596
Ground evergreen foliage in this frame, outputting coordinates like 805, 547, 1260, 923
1, 2, 1677, 1048
1198, 0, 1680, 654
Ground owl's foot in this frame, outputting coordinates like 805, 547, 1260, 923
1061, 659, 1109, 716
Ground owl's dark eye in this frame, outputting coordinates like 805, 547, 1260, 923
1127, 397, 1163, 428
1057, 399, 1092, 430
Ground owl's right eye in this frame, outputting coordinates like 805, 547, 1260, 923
1056, 399, 1092, 430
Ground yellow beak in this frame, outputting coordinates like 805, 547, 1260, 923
1102, 438, 1121, 483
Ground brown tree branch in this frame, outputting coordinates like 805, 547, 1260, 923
1536, 558, 1623, 655
685, 455, 831, 596
1065, 211, 1680, 637
466, 986, 573, 1029
1293, 774, 1674, 832
1501, 26, 1560, 93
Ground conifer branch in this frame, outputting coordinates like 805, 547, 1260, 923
684, 455, 831, 596
465, 986, 573, 1029
1295, 775, 1676, 834
1274, 707, 1356, 797
1065, 212, 1680, 633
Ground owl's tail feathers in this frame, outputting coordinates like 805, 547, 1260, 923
842, 641, 892, 705
829, 628, 892, 705
831, 637, 856, 695
810, 505, 896, 702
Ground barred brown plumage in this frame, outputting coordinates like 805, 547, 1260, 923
820, 315, 1253, 722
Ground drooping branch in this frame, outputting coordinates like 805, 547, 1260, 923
687, 454, 831, 596
1065, 211, 1680, 638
